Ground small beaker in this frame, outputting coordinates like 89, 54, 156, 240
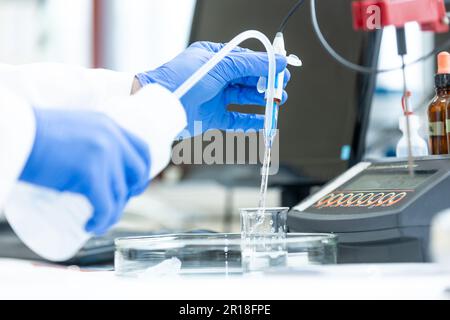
240, 207, 289, 273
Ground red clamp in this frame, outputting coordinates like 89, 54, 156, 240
402, 91, 413, 116
352, 0, 449, 32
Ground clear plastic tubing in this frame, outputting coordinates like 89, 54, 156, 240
174, 30, 278, 145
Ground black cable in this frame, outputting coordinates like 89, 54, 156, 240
395, 28, 408, 56
310, 0, 450, 74
278, 0, 306, 33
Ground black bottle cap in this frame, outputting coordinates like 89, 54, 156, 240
435, 73, 450, 88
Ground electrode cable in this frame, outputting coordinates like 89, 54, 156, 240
309, 0, 450, 74
278, 0, 306, 33
276, 0, 450, 74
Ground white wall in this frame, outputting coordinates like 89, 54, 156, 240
0, 0, 43, 64
0, 0, 92, 66
0, 0, 195, 70
42, 0, 92, 66
376, 23, 434, 100
105, 0, 196, 73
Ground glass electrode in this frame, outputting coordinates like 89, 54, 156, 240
256, 33, 301, 210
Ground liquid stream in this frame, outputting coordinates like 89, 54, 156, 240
256, 146, 272, 226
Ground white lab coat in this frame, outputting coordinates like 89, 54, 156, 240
0, 63, 187, 260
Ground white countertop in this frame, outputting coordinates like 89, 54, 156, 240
1, 259, 449, 300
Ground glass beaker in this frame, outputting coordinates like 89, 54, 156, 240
240, 207, 289, 273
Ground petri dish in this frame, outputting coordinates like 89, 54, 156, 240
115, 233, 337, 277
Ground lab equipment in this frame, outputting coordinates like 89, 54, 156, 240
396, 28, 415, 174
314, 0, 449, 173
428, 52, 450, 155
396, 114, 428, 158
240, 208, 288, 272
256, 55, 302, 93
136, 41, 290, 137
114, 233, 337, 277
257, 33, 287, 149
241, 207, 288, 237
313, 0, 449, 75
352, 0, 449, 33
354, 0, 450, 172
256, 33, 301, 210
289, 156, 450, 263
19, 109, 151, 236
443, 55, 450, 152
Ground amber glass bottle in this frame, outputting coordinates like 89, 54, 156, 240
442, 55, 450, 151
429, 89, 449, 154
446, 87, 450, 151
429, 53, 450, 155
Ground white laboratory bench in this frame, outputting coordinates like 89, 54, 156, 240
1, 259, 449, 299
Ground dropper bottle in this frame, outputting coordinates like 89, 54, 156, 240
396, 112, 428, 158
428, 52, 450, 155
442, 52, 450, 152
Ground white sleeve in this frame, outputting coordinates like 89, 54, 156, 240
0, 62, 187, 177
3, 83, 186, 262
0, 63, 135, 111
0, 87, 35, 212
101, 84, 187, 177
1, 63, 186, 261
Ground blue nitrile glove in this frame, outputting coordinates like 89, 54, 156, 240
136, 42, 291, 137
19, 108, 151, 235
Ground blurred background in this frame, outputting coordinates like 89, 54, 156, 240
0, 0, 195, 69
0, 0, 444, 233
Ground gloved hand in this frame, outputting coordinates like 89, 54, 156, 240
136, 42, 291, 137
19, 108, 151, 235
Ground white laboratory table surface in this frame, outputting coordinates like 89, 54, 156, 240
1, 259, 450, 300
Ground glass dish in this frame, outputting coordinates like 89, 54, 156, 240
115, 233, 337, 277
